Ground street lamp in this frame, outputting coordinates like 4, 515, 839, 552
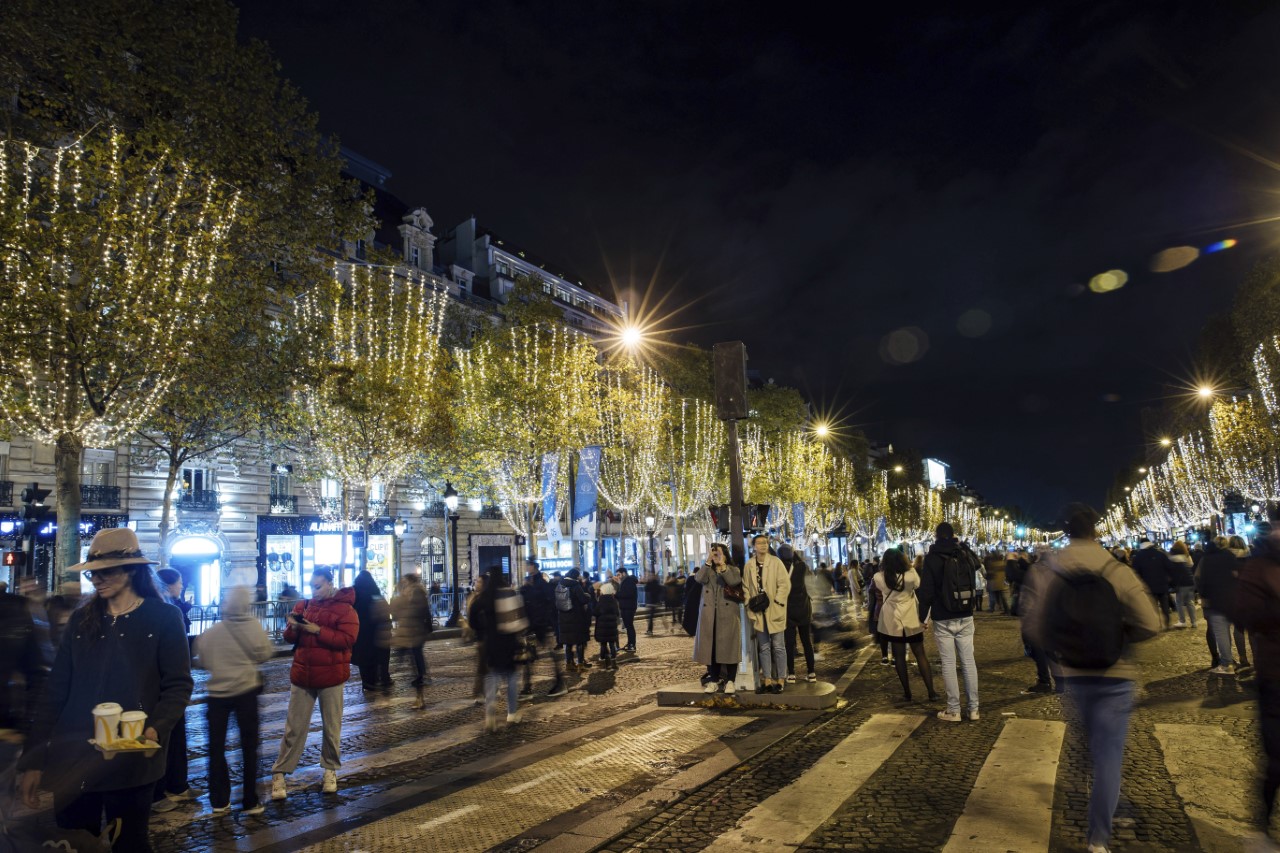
443, 482, 462, 627
645, 515, 657, 577
392, 516, 408, 585
1159, 437, 1172, 448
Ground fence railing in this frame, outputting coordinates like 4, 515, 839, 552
80, 484, 121, 508
189, 596, 450, 641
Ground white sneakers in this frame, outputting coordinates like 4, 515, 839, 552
1087, 844, 1110, 853
322, 769, 338, 794
704, 681, 718, 693
724, 681, 737, 695
936, 710, 962, 722
507, 710, 522, 725
1210, 665, 1235, 675
271, 773, 287, 801
969, 710, 980, 721
272, 770, 336, 797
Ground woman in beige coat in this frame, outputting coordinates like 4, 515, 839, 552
743, 535, 791, 694
874, 548, 937, 702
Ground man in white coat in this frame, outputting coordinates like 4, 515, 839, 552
743, 534, 791, 694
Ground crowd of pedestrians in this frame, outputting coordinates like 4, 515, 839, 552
8, 506, 1280, 853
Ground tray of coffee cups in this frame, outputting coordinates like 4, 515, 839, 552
89, 736, 161, 759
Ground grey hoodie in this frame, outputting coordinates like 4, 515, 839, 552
195, 587, 273, 698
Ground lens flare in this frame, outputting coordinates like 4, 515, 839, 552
1088, 270, 1128, 294
1149, 246, 1199, 273
1204, 239, 1238, 253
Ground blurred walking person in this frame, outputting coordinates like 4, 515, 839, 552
594, 582, 621, 669
1168, 540, 1197, 628
272, 568, 359, 799
555, 569, 593, 671
391, 573, 433, 709
1023, 504, 1160, 853
779, 544, 817, 683
614, 568, 639, 653
521, 560, 566, 697
469, 566, 527, 731
195, 586, 271, 815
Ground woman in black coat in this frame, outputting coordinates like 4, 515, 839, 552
594, 584, 621, 669
780, 546, 817, 683
352, 570, 392, 692
555, 569, 593, 671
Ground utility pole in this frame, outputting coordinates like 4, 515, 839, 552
712, 343, 750, 567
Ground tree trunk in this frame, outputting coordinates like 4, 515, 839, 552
54, 432, 84, 585
157, 460, 181, 569
339, 485, 350, 588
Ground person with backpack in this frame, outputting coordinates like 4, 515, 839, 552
594, 582, 621, 669
1022, 503, 1160, 853
468, 566, 529, 731
919, 522, 980, 722
1131, 536, 1174, 630
555, 569, 593, 672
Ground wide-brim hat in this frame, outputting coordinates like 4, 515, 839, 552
69, 528, 157, 572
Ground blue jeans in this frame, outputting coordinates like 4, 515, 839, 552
1174, 586, 1196, 627
1066, 677, 1134, 848
484, 670, 519, 716
755, 629, 786, 680
1207, 610, 1234, 667
933, 617, 979, 715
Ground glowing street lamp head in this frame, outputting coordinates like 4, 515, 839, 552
620, 325, 643, 349
893, 465, 904, 473
1197, 385, 1215, 399
814, 423, 830, 438
1138, 467, 1147, 474
1159, 437, 1172, 448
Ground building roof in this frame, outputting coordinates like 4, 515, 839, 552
475, 225, 606, 298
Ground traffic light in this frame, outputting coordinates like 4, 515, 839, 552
20, 482, 50, 506
2, 550, 25, 569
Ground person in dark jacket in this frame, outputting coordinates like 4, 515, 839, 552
1131, 538, 1173, 629
1234, 517, 1280, 848
594, 582, 621, 669
469, 566, 525, 731
152, 567, 195, 813
351, 570, 392, 693
1198, 536, 1241, 674
18, 529, 193, 853
919, 524, 980, 721
1168, 540, 1197, 628
391, 574, 433, 709
556, 569, 593, 671
0, 585, 41, 735
521, 560, 566, 697
780, 545, 817, 683
271, 569, 359, 800
614, 568, 639, 653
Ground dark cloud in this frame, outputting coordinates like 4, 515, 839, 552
237, 0, 1280, 521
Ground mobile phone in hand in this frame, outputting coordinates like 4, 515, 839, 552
290, 613, 306, 624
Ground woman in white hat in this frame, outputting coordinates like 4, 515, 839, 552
17, 527, 193, 852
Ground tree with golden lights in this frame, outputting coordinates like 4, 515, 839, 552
292, 264, 453, 584
0, 131, 239, 577
455, 323, 601, 554
649, 396, 725, 569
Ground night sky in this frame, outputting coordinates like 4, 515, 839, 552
237, 1, 1280, 522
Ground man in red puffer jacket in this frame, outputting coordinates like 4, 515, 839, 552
270, 568, 359, 800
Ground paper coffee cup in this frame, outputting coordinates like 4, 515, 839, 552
92, 702, 122, 745
119, 710, 147, 741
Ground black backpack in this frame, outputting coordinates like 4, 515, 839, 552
555, 583, 574, 612
939, 547, 978, 612
1044, 562, 1126, 669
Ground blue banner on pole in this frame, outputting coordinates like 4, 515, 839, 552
573, 445, 602, 541
541, 453, 561, 542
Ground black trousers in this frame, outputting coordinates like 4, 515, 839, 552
784, 622, 815, 675
154, 713, 189, 801
57, 782, 154, 852
206, 690, 260, 809
1260, 678, 1280, 823
620, 606, 637, 647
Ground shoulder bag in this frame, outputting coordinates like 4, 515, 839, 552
747, 562, 771, 614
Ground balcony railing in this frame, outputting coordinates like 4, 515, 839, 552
319, 496, 344, 515
479, 504, 503, 520
177, 489, 220, 512
366, 499, 388, 518
80, 484, 121, 509
270, 494, 298, 515
0, 480, 12, 506
422, 501, 446, 519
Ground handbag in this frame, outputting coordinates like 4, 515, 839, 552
747, 562, 771, 614
514, 637, 538, 664
720, 572, 745, 603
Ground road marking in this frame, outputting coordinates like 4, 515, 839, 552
704, 713, 925, 851
1154, 723, 1258, 851
942, 719, 1065, 853
504, 770, 560, 794
575, 745, 623, 766
298, 715, 751, 853
416, 804, 480, 830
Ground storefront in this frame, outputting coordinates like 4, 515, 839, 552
0, 513, 129, 592
257, 515, 399, 598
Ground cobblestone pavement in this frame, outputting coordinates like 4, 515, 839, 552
7, 603, 1265, 852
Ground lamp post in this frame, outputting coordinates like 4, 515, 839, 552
392, 516, 408, 585
645, 515, 657, 578
443, 482, 462, 627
